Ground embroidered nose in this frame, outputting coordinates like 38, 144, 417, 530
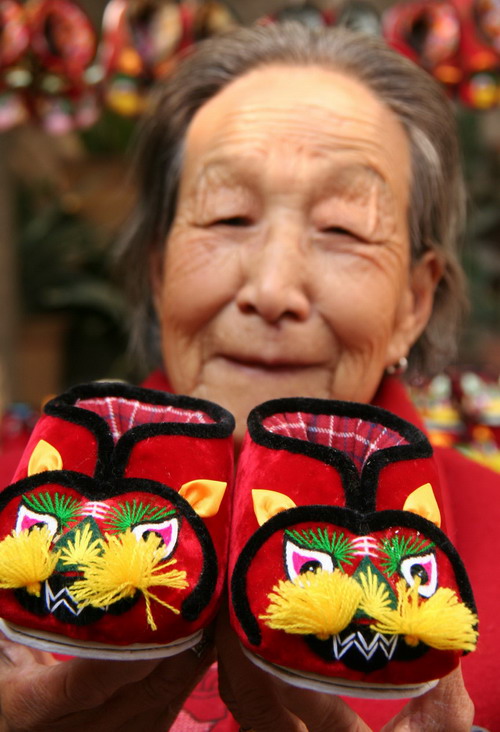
351, 536, 379, 558
353, 557, 397, 619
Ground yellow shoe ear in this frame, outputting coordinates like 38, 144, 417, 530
403, 483, 441, 527
252, 489, 296, 527
28, 440, 63, 476
178, 479, 227, 518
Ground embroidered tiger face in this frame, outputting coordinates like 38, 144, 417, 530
0, 440, 226, 635
232, 487, 477, 677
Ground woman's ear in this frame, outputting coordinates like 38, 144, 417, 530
386, 250, 444, 367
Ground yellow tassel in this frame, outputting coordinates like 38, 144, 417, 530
368, 578, 478, 652
0, 527, 59, 596
260, 569, 362, 640
71, 530, 189, 631
59, 523, 104, 567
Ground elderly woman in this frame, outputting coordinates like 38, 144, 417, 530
0, 23, 498, 732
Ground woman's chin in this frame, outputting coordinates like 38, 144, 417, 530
190, 359, 334, 445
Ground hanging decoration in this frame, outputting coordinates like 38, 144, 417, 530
0, 0, 31, 129
384, 0, 500, 109
26, 0, 99, 132
0, 0, 498, 135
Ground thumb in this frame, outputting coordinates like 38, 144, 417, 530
381, 667, 474, 732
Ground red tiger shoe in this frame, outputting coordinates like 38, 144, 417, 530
0, 381, 234, 659
229, 397, 478, 699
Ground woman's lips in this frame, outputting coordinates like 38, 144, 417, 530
220, 355, 318, 374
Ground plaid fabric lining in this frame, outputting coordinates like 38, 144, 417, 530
76, 397, 215, 442
262, 411, 408, 472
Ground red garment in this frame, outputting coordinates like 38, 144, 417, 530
1, 372, 498, 730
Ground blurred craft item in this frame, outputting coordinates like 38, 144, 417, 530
1, 0, 498, 134
336, 0, 382, 36
258, 0, 335, 27
458, 371, 500, 447
99, 0, 237, 117
410, 374, 465, 448
0, 0, 31, 130
25, 0, 99, 132
383, 0, 500, 108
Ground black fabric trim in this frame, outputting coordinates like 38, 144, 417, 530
0, 473, 218, 622
231, 504, 476, 647
42, 381, 235, 480
246, 397, 433, 512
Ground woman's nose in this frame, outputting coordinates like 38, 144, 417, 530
236, 224, 311, 324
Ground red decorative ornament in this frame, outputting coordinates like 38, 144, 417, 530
0, 0, 31, 130
383, 0, 500, 108
25, 0, 99, 132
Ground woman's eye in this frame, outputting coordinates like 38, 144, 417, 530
285, 538, 335, 581
400, 552, 438, 597
212, 216, 253, 227
321, 225, 360, 240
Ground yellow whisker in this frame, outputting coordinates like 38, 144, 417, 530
0, 526, 59, 596
261, 569, 362, 639
71, 530, 188, 630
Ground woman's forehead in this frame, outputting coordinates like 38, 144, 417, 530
180, 64, 411, 200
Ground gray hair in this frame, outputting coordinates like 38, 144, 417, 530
117, 22, 468, 377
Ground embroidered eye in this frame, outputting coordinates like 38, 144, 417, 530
400, 552, 438, 597
15, 504, 59, 539
283, 528, 354, 582
132, 517, 179, 560
285, 538, 335, 581
16, 491, 82, 538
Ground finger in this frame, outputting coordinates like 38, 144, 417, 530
218, 658, 305, 732
216, 608, 305, 732
274, 681, 373, 732
119, 645, 216, 726
0, 635, 58, 669
381, 667, 474, 732
74, 647, 216, 732
0, 656, 162, 730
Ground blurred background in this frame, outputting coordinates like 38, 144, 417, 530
0, 0, 499, 461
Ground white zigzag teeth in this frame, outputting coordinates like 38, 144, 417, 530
44, 583, 84, 616
332, 631, 398, 661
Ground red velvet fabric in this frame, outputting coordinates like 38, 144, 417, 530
0, 382, 234, 651
228, 396, 472, 690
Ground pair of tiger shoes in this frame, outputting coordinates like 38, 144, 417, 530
0, 382, 477, 698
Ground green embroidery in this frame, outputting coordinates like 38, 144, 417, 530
23, 492, 82, 528
285, 527, 355, 570
105, 500, 175, 532
380, 535, 435, 576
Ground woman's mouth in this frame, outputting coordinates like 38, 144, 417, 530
221, 355, 318, 375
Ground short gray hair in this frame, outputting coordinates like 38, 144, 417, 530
117, 22, 468, 377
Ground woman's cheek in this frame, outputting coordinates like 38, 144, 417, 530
162, 229, 240, 333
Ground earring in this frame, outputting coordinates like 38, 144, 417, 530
386, 356, 408, 375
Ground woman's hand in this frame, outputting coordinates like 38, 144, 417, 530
216, 604, 371, 732
0, 631, 214, 732
216, 606, 474, 732
381, 668, 474, 732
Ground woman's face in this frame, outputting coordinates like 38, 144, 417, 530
153, 65, 439, 443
